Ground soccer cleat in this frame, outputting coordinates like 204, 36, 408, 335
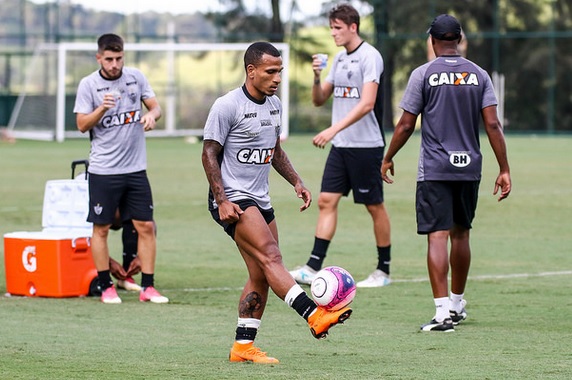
450, 299, 467, 325
229, 342, 279, 364
420, 318, 454, 332
117, 277, 142, 292
356, 269, 391, 288
307, 306, 352, 339
139, 286, 169, 304
289, 265, 317, 285
101, 285, 122, 304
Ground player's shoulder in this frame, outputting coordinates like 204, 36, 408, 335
360, 41, 381, 54
77, 70, 104, 91
462, 58, 489, 77
121, 66, 147, 80
215, 87, 243, 105
356, 41, 382, 65
410, 60, 433, 79
210, 87, 245, 116
122, 66, 142, 74
79, 69, 101, 83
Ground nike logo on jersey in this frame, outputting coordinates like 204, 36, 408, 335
428, 72, 479, 87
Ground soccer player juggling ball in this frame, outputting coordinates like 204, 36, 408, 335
201, 41, 352, 364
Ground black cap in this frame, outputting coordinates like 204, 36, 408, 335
427, 14, 462, 41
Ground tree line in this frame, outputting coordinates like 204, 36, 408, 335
1, 0, 570, 133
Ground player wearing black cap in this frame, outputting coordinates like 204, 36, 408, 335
381, 14, 511, 331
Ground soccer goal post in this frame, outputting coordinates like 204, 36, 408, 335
8, 42, 290, 142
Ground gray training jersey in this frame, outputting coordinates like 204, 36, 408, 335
204, 86, 282, 210
73, 67, 155, 175
399, 55, 498, 182
325, 41, 385, 148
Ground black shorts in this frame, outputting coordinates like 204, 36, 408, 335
210, 198, 275, 240
321, 146, 384, 205
416, 180, 480, 234
87, 171, 154, 225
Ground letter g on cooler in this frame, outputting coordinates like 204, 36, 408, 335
22, 245, 37, 272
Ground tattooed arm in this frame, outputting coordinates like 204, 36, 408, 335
202, 139, 244, 222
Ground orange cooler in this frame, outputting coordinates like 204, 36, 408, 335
3, 178, 97, 297
4, 232, 97, 297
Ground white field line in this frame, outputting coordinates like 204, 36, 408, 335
181, 270, 572, 292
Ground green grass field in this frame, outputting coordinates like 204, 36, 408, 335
0, 134, 570, 379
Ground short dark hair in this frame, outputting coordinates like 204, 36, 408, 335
97, 33, 124, 54
243, 41, 281, 71
329, 3, 360, 34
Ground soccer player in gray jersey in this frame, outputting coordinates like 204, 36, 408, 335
74, 33, 168, 304
202, 42, 352, 364
382, 15, 511, 331
290, 3, 392, 288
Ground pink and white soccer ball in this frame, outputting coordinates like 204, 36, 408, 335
310, 266, 356, 311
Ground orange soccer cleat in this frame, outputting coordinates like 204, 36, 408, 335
307, 306, 352, 339
229, 342, 279, 364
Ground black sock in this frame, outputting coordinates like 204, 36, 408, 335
235, 327, 258, 342
306, 237, 330, 271
121, 220, 138, 271
291, 293, 317, 320
141, 273, 154, 289
97, 270, 114, 290
377, 245, 391, 275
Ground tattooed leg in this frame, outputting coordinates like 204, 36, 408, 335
239, 291, 266, 319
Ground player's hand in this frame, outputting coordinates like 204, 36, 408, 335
295, 183, 312, 212
102, 93, 118, 110
218, 200, 244, 223
312, 128, 336, 149
381, 160, 395, 184
126, 257, 141, 277
141, 114, 156, 132
493, 172, 511, 202
109, 257, 127, 280
311, 55, 324, 76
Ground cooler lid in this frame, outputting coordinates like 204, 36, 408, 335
42, 179, 92, 230
4, 229, 92, 240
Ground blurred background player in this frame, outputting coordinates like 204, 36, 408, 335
109, 216, 142, 291
290, 3, 392, 288
381, 14, 511, 331
75, 169, 142, 291
73, 33, 167, 304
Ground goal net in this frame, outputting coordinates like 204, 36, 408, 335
8, 42, 290, 142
